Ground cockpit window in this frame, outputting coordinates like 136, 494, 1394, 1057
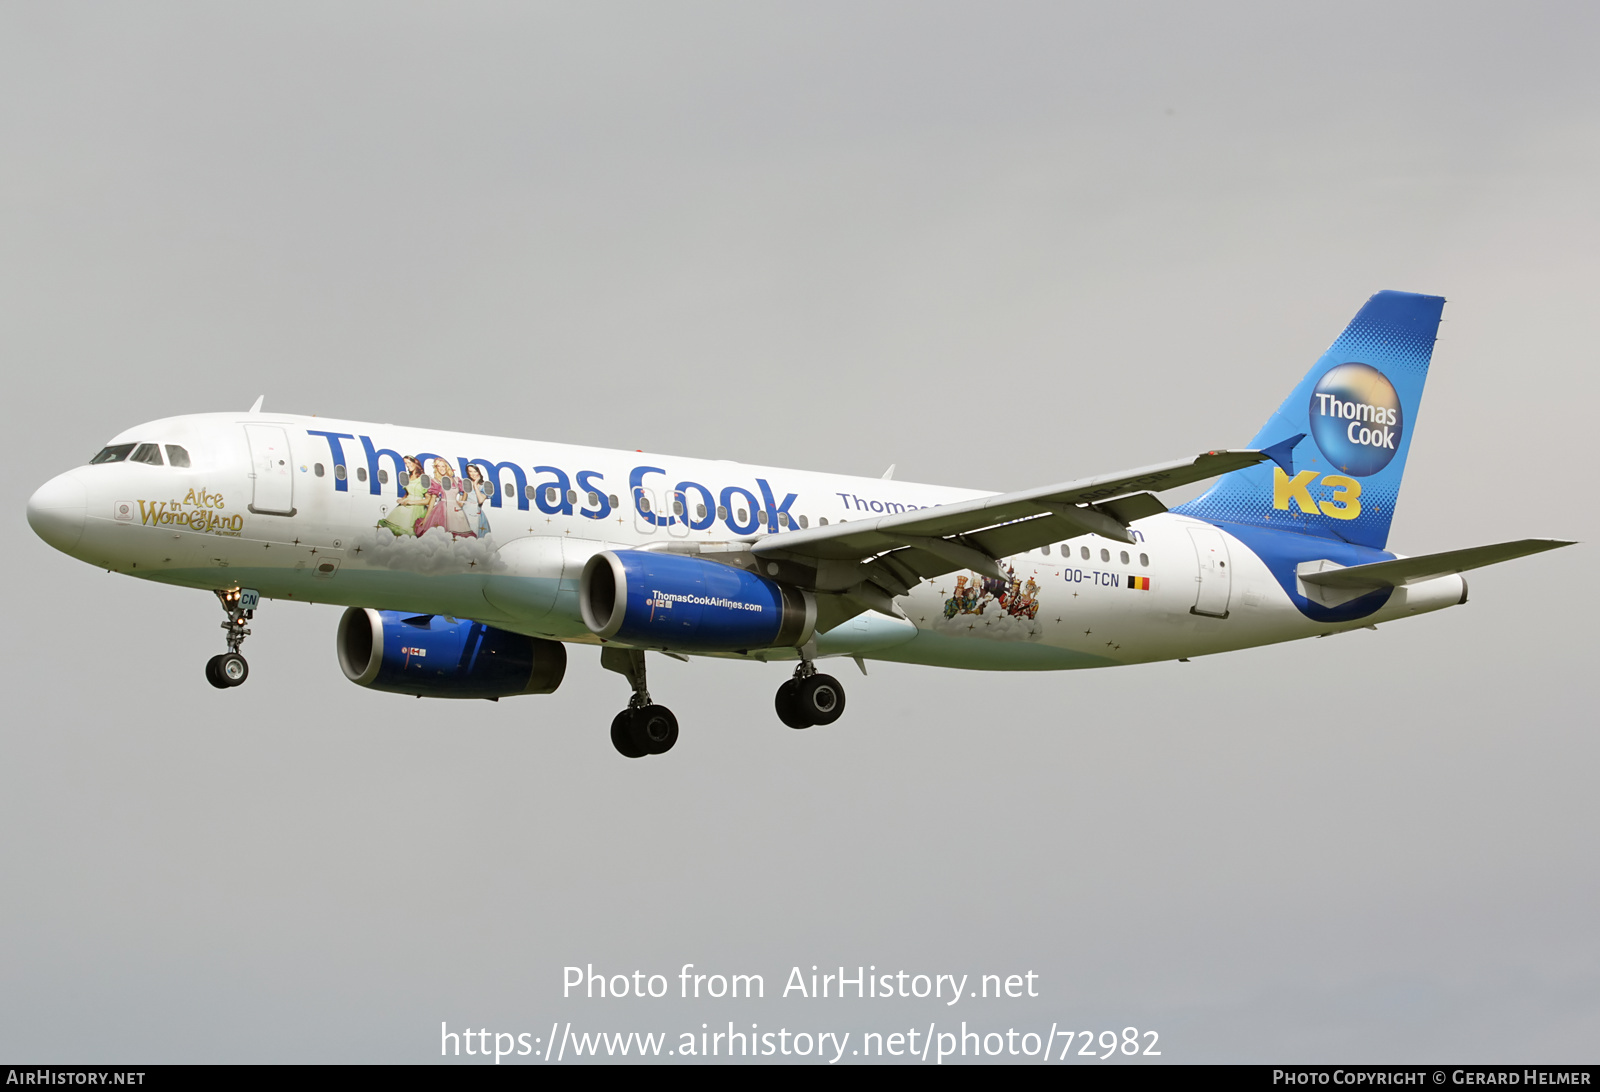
90, 444, 136, 464
130, 443, 164, 465
165, 445, 191, 468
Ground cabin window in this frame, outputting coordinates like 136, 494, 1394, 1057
524, 485, 535, 500
90, 443, 136, 464
672, 499, 684, 516
567, 489, 577, 505
1120, 550, 1130, 565
696, 503, 707, 520
334, 465, 347, 480
608, 494, 619, 509
130, 443, 163, 465
777, 512, 789, 527
639, 495, 652, 513
165, 445, 191, 468
717, 505, 728, 520
1041, 543, 1051, 555
546, 486, 560, 505
819, 517, 829, 526
798, 514, 809, 529
397, 471, 408, 487
1080, 546, 1090, 560
588, 492, 600, 507
378, 469, 389, 484
756, 510, 767, 524
314, 463, 325, 477
357, 467, 368, 482
1100, 548, 1110, 562
1139, 553, 1149, 567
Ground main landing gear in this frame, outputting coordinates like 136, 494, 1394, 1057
774, 660, 846, 730
205, 587, 256, 689
601, 647, 678, 758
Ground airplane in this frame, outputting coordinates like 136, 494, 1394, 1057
26, 291, 1573, 758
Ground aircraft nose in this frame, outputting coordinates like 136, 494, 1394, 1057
27, 471, 87, 554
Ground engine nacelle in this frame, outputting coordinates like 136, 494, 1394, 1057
336, 607, 566, 699
580, 550, 816, 652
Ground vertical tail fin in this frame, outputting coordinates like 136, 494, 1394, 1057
1172, 290, 1445, 549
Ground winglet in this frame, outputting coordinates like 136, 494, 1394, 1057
1259, 433, 1304, 475
881, 464, 896, 480
248, 395, 264, 414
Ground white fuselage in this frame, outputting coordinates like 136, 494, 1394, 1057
28, 412, 1467, 672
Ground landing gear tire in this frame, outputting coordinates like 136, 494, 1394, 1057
611, 710, 647, 759
204, 655, 229, 689
796, 673, 845, 725
628, 705, 679, 755
775, 679, 813, 729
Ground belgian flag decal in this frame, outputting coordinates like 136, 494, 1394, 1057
1127, 576, 1151, 591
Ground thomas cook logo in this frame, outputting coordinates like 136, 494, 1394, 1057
1308, 362, 1402, 476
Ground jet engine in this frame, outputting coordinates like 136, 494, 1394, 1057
580, 550, 815, 652
336, 607, 567, 699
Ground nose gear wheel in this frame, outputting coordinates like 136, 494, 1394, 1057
205, 588, 256, 689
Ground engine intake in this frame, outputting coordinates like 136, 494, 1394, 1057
580, 550, 815, 652
336, 607, 566, 699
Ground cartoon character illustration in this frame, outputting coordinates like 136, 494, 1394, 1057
376, 456, 429, 537
415, 458, 475, 539
412, 459, 450, 537
944, 565, 1044, 621
443, 462, 475, 539
944, 576, 969, 619
1014, 576, 1040, 620
461, 464, 492, 539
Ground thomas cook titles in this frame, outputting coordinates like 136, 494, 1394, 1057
1314, 393, 1397, 447
1307, 361, 1405, 476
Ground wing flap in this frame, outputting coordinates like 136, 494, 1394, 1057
1298, 538, 1575, 589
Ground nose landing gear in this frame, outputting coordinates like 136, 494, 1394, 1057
205, 587, 257, 689
601, 647, 679, 757
774, 661, 846, 729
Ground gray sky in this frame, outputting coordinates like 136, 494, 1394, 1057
2, 1, 1595, 1063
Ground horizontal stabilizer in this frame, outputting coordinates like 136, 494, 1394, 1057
1298, 538, 1575, 589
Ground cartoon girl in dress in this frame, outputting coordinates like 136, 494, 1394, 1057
414, 458, 456, 538
377, 456, 429, 536
461, 464, 492, 539
443, 463, 475, 539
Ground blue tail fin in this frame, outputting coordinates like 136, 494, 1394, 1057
1172, 290, 1445, 550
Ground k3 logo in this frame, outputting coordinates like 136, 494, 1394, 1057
1272, 468, 1361, 521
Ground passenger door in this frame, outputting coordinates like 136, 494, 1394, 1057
243, 424, 296, 516
1187, 525, 1232, 618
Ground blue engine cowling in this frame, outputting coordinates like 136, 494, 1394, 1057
336, 608, 567, 699
580, 550, 816, 652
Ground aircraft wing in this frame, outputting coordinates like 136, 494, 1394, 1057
1298, 538, 1576, 589
750, 448, 1278, 593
